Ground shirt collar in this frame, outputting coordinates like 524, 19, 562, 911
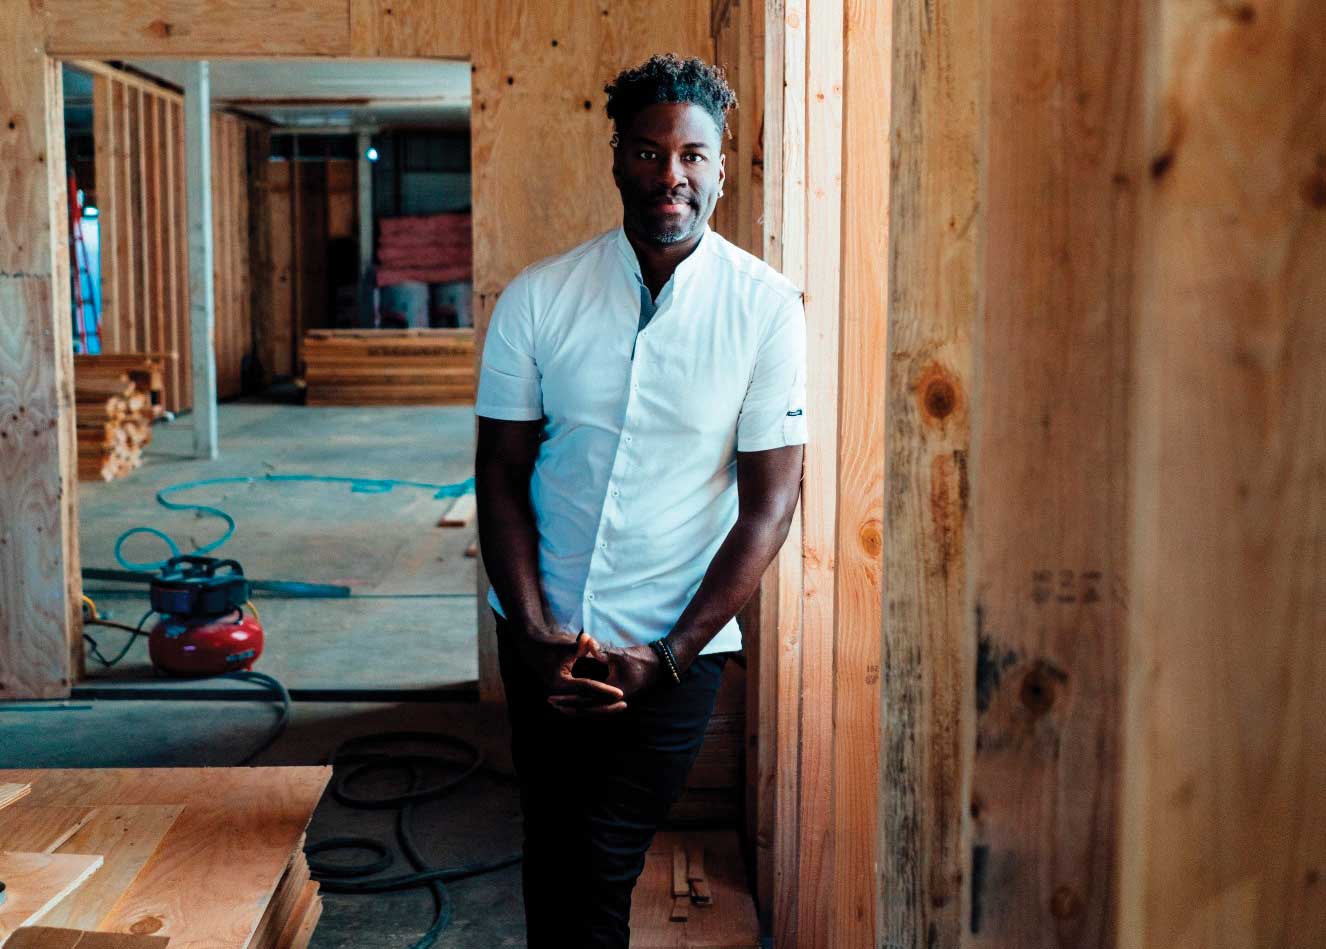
613, 224, 713, 288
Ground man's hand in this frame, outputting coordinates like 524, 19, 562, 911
546, 643, 661, 717
515, 626, 627, 714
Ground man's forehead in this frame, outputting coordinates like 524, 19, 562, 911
621, 102, 721, 143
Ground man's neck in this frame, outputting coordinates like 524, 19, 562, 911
624, 226, 704, 299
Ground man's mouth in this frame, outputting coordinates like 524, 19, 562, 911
650, 196, 692, 214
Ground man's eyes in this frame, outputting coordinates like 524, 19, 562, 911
634, 151, 707, 163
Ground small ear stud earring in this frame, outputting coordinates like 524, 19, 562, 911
718, 189, 725, 197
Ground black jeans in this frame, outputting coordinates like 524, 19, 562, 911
496, 613, 727, 948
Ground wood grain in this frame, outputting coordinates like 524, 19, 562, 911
41, 0, 352, 58
768, 2, 807, 943
41, 805, 184, 931
0, 852, 103, 942
5, 926, 170, 948
878, 0, 981, 942
0, 4, 80, 701
1119, 0, 1326, 946
967, 0, 1139, 942
0, 805, 96, 852
0, 768, 330, 949
628, 831, 759, 948
795, 1, 844, 946
1, 783, 34, 810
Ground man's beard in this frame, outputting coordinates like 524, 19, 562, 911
627, 190, 700, 245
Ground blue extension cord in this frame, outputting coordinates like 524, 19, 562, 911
113, 473, 475, 571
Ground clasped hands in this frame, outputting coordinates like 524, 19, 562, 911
515, 625, 662, 717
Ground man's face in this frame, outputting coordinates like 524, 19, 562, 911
612, 102, 726, 246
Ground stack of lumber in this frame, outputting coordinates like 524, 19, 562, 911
73, 355, 165, 482
302, 328, 475, 406
629, 831, 759, 947
0, 767, 330, 949
375, 212, 472, 287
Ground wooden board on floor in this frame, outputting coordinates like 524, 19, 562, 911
0, 852, 103, 942
437, 494, 476, 528
40, 804, 184, 931
0, 768, 330, 949
629, 831, 759, 948
5, 927, 170, 948
1, 783, 33, 809
0, 805, 97, 852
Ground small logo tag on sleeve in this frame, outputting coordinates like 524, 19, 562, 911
786, 408, 803, 417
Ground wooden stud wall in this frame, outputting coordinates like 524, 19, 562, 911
262, 158, 347, 381
85, 64, 190, 412
210, 110, 252, 400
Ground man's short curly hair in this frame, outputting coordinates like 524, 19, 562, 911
605, 54, 737, 138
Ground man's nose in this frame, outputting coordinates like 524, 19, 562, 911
659, 155, 687, 190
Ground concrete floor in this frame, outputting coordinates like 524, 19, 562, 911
77, 401, 480, 690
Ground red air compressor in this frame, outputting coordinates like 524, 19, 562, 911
147, 555, 265, 676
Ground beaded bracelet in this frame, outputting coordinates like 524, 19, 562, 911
649, 637, 683, 686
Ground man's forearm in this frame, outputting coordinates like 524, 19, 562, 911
663, 511, 794, 670
476, 462, 547, 634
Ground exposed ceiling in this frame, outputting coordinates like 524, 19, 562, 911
120, 58, 471, 131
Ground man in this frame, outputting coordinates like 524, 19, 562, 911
475, 53, 806, 947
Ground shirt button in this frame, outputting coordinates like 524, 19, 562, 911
599, 541, 608, 549
587, 592, 596, 600
611, 488, 620, 497
625, 435, 633, 442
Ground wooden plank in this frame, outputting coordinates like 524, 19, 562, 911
247, 126, 273, 386
0, 805, 96, 852
0, 768, 330, 949
1119, 1, 1326, 946
91, 74, 120, 353
437, 494, 476, 528
114, 79, 137, 362
173, 100, 191, 413
161, 99, 180, 412
671, 846, 689, 898
145, 97, 166, 385
43, 1, 352, 58
964, 0, 1139, 941
0, 852, 103, 942
795, 0, 844, 946
272, 881, 319, 949
6, 927, 170, 948
65, 59, 182, 105
133, 87, 150, 356
1, 782, 34, 809
40, 804, 184, 931
826, 1, 889, 945
876, 0, 981, 942
768, 0, 807, 941
629, 831, 759, 948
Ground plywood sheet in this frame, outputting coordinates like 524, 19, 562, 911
0, 769, 329, 949
0, 806, 96, 853
0, 852, 103, 942
41, 805, 184, 931
5, 927, 170, 948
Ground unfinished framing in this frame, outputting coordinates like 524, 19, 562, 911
2, 1, 1323, 946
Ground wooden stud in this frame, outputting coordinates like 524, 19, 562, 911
90, 74, 119, 352
877, 0, 981, 941
1119, 0, 1326, 945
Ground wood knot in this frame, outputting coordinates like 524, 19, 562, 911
1303, 171, 1326, 209
1020, 660, 1067, 716
1051, 886, 1083, 919
858, 520, 882, 557
131, 916, 165, 934
144, 19, 174, 38
1150, 150, 1174, 180
916, 363, 962, 428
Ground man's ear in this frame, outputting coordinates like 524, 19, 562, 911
718, 151, 727, 190
610, 131, 623, 188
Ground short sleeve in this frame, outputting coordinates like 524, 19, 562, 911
475, 275, 543, 421
736, 295, 809, 451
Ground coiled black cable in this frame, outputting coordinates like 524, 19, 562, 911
305, 732, 522, 949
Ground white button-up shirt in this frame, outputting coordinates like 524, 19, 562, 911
475, 226, 807, 655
